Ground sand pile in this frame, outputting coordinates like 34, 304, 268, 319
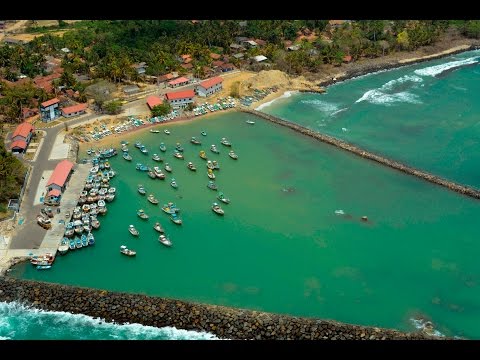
242, 70, 292, 90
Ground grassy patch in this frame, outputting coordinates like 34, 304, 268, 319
23, 152, 35, 161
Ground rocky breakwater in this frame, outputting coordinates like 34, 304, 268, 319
0, 277, 443, 340
242, 109, 480, 201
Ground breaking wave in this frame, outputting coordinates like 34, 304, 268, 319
301, 99, 344, 116
414, 57, 480, 77
255, 91, 296, 111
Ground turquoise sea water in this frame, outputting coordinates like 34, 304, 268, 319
7, 52, 480, 340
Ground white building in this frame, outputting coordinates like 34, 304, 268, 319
196, 77, 223, 97
165, 89, 195, 109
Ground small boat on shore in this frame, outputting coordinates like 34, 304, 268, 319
153, 222, 164, 233
120, 245, 136, 256
147, 194, 159, 204
187, 162, 197, 171
159, 143, 167, 152
201, 131, 207, 136
212, 202, 224, 215
246, 120, 255, 125
123, 152, 132, 161
164, 129, 170, 135
199, 150, 207, 160
153, 166, 166, 179
228, 150, 238, 160
173, 151, 184, 159
207, 181, 218, 191
170, 178, 178, 189
207, 169, 215, 179
158, 234, 172, 247
164, 163, 172, 172
58, 239, 69, 255
191, 136, 201, 145
152, 153, 162, 162
217, 192, 230, 204
150, 129, 160, 133
210, 144, 219, 154
220, 137, 232, 147
129, 224, 139, 236
37, 215, 52, 229
138, 184, 146, 195
170, 213, 182, 225
137, 209, 149, 220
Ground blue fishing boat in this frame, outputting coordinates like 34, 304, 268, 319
136, 163, 149, 171
87, 232, 95, 246
123, 152, 132, 161
69, 239, 76, 250
100, 148, 117, 158
81, 234, 88, 247
75, 237, 83, 249
134, 141, 142, 148
36, 265, 52, 270
207, 181, 218, 191
140, 145, 148, 154
161, 202, 179, 214
170, 213, 183, 225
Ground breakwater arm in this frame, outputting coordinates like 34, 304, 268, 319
0, 277, 441, 340
242, 109, 480, 200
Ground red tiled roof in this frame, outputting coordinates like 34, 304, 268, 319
168, 77, 190, 86
146, 95, 163, 109
41, 98, 60, 107
47, 160, 74, 188
212, 60, 224, 67
47, 189, 61, 197
165, 89, 195, 101
61, 103, 88, 115
184, 58, 193, 64
10, 140, 27, 150
343, 55, 352, 62
220, 63, 235, 69
210, 53, 221, 60
181, 54, 191, 60
12, 122, 34, 139
199, 76, 223, 89
158, 73, 176, 82
254, 39, 267, 46
22, 108, 39, 117
180, 63, 193, 70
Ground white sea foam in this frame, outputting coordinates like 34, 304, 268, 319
0, 336, 11, 340
301, 99, 343, 116
410, 318, 444, 338
381, 75, 423, 91
331, 107, 348, 117
255, 91, 296, 111
356, 89, 421, 106
334, 210, 345, 215
414, 56, 479, 77
0, 301, 220, 340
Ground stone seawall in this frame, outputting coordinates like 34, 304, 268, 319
0, 277, 440, 340
242, 109, 480, 200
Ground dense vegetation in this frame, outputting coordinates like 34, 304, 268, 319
0, 138, 26, 213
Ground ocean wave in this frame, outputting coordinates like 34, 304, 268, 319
0, 301, 220, 340
381, 75, 423, 91
255, 91, 296, 111
355, 89, 421, 106
414, 56, 479, 77
301, 99, 343, 116
410, 317, 444, 337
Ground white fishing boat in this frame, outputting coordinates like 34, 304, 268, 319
153, 222, 164, 233
158, 234, 172, 247
128, 225, 139, 236
164, 129, 171, 135
120, 245, 136, 256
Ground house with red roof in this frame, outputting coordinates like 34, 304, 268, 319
46, 159, 74, 194
196, 76, 223, 97
10, 122, 35, 153
61, 103, 88, 118
168, 76, 190, 88
40, 98, 60, 122
165, 89, 195, 109
146, 95, 163, 110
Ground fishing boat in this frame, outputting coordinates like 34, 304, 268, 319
147, 194, 159, 204
108, 170, 116, 178
164, 163, 172, 172
150, 129, 160, 133
37, 265, 52, 270
90, 166, 99, 174
138, 184, 146, 195
87, 232, 95, 246
121, 144, 128, 152
175, 143, 184, 152
129, 224, 139, 236
41, 207, 54, 218
120, 245, 136, 256
206, 160, 215, 170
153, 222, 165, 233
64, 223, 75, 237
207, 169, 215, 179
136, 163, 149, 171
75, 237, 82, 249
207, 181, 218, 191
58, 238, 69, 255
170, 178, 178, 189
104, 161, 111, 170
123, 152, 132, 161
140, 145, 148, 154
201, 131, 207, 136
159, 143, 167, 152
210, 144, 219, 154
212, 160, 220, 170
158, 234, 172, 247
108, 187, 116, 194
69, 239, 76, 250
134, 141, 142, 148
30, 253, 55, 265
191, 136, 201, 145
100, 148, 117, 158
170, 213, 182, 225
217, 192, 231, 204
81, 234, 88, 247
162, 202, 179, 214
148, 170, 157, 179
152, 153, 162, 162
246, 120, 255, 125
153, 166, 166, 179
121, 140, 129, 146
37, 215, 52, 229
220, 137, 232, 147
228, 150, 238, 160
137, 209, 149, 220
199, 150, 207, 160
91, 217, 100, 229
164, 129, 171, 135
212, 202, 225, 215
173, 151, 184, 159
105, 193, 115, 202
187, 162, 197, 171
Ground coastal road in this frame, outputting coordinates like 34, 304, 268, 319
9, 96, 154, 249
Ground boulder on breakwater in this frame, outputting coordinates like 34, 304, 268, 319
0, 277, 443, 340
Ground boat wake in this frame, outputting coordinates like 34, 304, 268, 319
0, 301, 220, 340
355, 74, 423, 106
414, 56, 480, 77
255, 91, 296, 111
